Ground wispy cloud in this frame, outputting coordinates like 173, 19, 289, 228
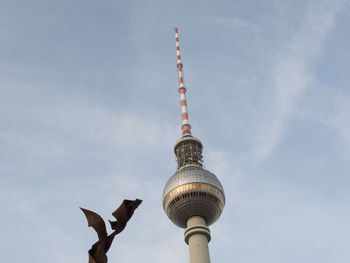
323, 93, 350, 158
248, 0, 346, 163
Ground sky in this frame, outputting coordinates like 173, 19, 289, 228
1, 0, 350, 262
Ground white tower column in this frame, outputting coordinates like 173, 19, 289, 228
184, 216, 211, 263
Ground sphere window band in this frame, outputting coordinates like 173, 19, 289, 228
164, 183, 222, 200
166, 192, 224, 215
163, 183, 225, 209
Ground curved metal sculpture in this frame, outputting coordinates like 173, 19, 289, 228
81, 199, 142, 263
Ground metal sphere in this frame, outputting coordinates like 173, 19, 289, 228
162, 165, 225, 228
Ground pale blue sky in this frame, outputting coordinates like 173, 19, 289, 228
1, 0, 350, 262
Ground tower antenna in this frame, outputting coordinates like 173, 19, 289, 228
175, 28, 191, 136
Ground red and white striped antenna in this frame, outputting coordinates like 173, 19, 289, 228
175, 27, 192, 136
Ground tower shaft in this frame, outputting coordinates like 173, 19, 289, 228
185, 216, 211, 263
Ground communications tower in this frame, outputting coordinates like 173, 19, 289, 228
162, 28, 225, 263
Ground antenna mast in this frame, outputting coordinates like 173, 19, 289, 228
175, 28, 191, 136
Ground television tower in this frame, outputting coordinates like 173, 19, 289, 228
162, 28, 225, 263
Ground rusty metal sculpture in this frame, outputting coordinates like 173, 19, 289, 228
81, 199, 142, 263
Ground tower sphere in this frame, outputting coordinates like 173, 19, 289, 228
163, 164, 225, 228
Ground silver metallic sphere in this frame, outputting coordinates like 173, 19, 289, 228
162, 165, 225, 228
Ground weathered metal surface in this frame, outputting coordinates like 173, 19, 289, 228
81, 199, 142, 263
